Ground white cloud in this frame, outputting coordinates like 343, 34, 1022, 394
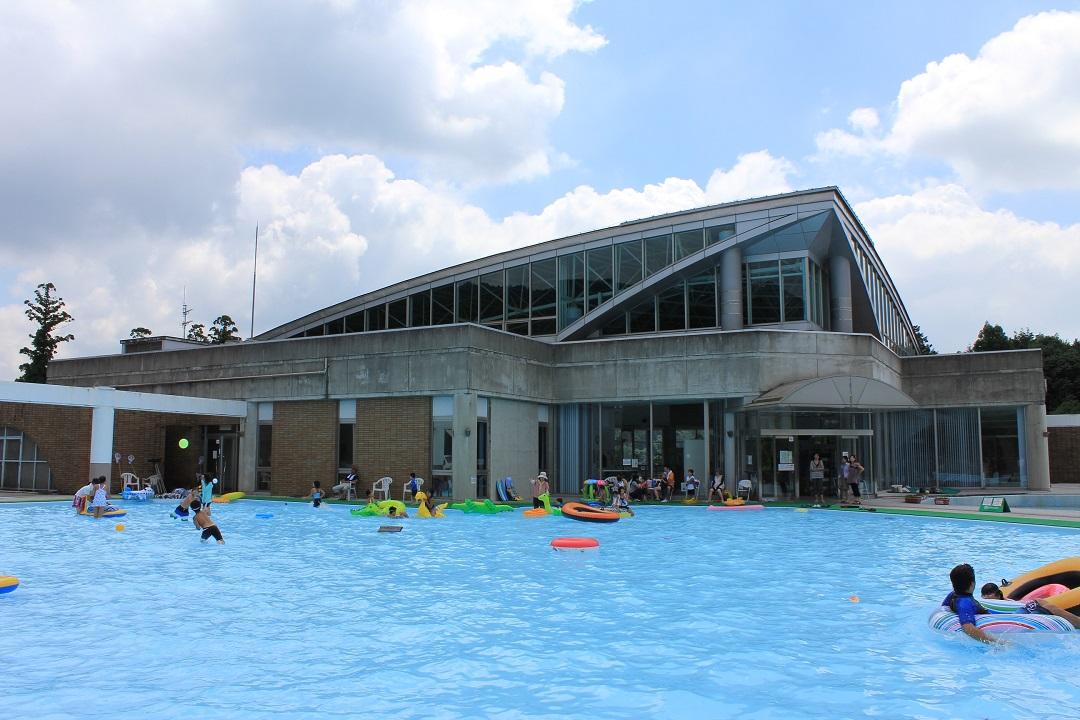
857, 184, 1080, 351
0, 1, 605, 252
0, 151, 797, 379
816, 11, 1080, 192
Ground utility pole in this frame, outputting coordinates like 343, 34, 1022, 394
250, 223, 259, 339
181, 286, 192, 338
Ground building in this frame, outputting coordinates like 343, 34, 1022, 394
4, 187, 1050, 499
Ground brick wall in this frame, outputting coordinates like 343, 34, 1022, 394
1049, 427, 1080, 484
356, 397, 431, 499
271, 400, 338, 497
0, 401, 92, 494
112, 411, 240, 491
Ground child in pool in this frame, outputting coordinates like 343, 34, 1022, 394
309, 480, 323, 508
89, 477, 110, 518
981, 582, 1005, 600
192, 500, 224, 544
172, 489, 195, 520
387, 505, 408, 519
198, 475, 217, 511
947, 564, 1080, 644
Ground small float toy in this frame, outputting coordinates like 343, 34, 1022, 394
551, 537, 599, 551
523, 492, 562, 517
561, 502, 619, 523
212, 492, 246, 504
0, 576, 19, 595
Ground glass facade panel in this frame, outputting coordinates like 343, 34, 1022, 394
344, 311, 364, 333
628, 296, 655, 333
505, 264, 529, 321
674, 228, 704, 261
600, 312, 627, 336
615, 240, 643, 294
586, 246, 614, 312
530, 259, 556, 333
748, 261, 781, 324
782, 257, 806, 322
687, 271, 716, 329
0, 427, 53, 491
456, 278, 478, 323
644, 233, 672, 278
365, 305, 385, 331
479, 270, 503, 326
657, 283, 686, 331
431, 284, 454, 325
338, 423, 353, 468
325, 317, 344, 335
387, 299, 407, 329
981, 407, 1021, 486
558, 252, 586, 330
600, 404, 650, 478
506, 321, 529, 336
409, 290, 430, 327
935, 408, 981, 487
706, 224, 736, 246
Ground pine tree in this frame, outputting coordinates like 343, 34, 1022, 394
912, 325, 936, 355
17, 282, 75, 383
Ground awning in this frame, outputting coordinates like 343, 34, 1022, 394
745, 375, 917, 410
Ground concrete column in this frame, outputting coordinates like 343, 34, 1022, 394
89, 405, 115, 490
723, 411, 736, 489
1025, 403, 1051, 491
490, 398, 538, 501
829, 254, 853, 333
237, 402, 259, 493
720, 245, 743, 330
452, 392, 478, 501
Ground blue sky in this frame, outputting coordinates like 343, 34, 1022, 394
2, 1, 1080, 377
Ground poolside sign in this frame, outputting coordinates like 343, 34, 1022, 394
979, 497, 1011, 513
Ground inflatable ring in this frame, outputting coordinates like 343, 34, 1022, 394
0, 576, 19, 594
708, 504, 765, 512
523, 508, 548, 518
551, 537, 599, 551
80, 507, 127, 519
561, 502, 619, 523
929, 604, 1074, 634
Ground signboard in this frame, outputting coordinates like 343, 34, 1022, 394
979, 497, 1011, 513
778, 463, 795, 472
622, 458, 632, 467
778, 451, 792, 465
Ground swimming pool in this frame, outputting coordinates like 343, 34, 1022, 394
2, 501, 1078, 719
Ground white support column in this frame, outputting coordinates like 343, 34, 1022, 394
1025, 403, 1051, 491
452, 393, 478, 501
90, 405, 115, 491
720, 245, 744, 330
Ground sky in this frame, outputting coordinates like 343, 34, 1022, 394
3, 0, 1080, 379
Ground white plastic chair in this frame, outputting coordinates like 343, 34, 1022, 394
403, 477, 424, 501
372, 476, 392, 501
120, 472, 141, 490
737, 478, 753, 501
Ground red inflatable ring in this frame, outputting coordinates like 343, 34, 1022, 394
551, 537, 600, 551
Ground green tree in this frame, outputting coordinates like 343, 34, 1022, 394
969, 321, 1012, 352
129, 327, 153, 339
17, 282, 75, 383
208, 315, 240, 344
186, 323, 208, 342
912, 324, 936, 355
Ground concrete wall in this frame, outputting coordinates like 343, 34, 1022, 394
489, 398, 539, 501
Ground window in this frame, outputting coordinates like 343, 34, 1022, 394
615, 239, 643, 294
505, 264, 529, 332
338, 422, 353, 469
628, 296, 655, 333
538, 422, 549, 474
658, 283, 686, 331
706, 224, 736, 246
0, 426, 53, 491
586, 246, 614, 312
345, 311, 364, 333
456, 278, 478, 323
600, 312, 627, 336
687, 271, 716, 329
409, 290, 430, 327
387, 299, 407, 329
365, 305, 385, 331
325, 317, 344, 335
558, 252, 585, 330
674, 228, 703, 261
530, 258, 557, 335
431, 396, 454, 498
644, 233, 672, 277
431, 284, 454, 325
782, 258, 805, 322
480, 270, 504, 327
747, 260, 781, 324
256, 423, 272, 492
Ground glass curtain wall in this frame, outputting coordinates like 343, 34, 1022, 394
0, 426, 54, 491
431, 396, 454, 497
674, 228, 703, 261
505, 264, 529, 335
409, 290, 430, 327
586, 247, 614, 312
387, 299, 407, 329
431, 284, 454, 325
558, 252, 585, 330
644, 233, 672, 278
530, 258, 557, 335
616, 240, 643, 294
980, 407, 1023, 487
456, 278, 478, 323
479, 271, 503, 328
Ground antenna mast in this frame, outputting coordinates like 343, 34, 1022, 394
181, 287, 193, 338
250, 223, 259, 339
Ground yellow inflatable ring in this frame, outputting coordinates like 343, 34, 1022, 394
0, 576, 19, 595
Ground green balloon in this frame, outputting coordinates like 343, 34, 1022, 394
178, 438, 189, 449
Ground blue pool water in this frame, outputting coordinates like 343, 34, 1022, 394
2, 501, 1079, 719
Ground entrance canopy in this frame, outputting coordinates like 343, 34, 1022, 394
746, 375, 917, 410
